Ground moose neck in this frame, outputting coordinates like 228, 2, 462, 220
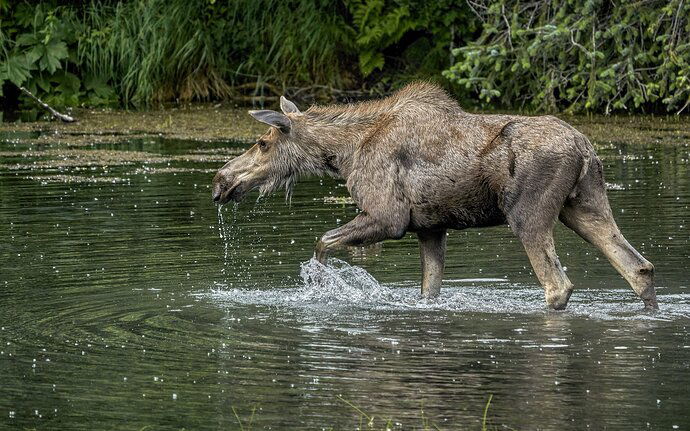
302, 107, 384, 179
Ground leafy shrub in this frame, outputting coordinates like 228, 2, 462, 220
77, 0, 356, 105
443, 0, 690, 114
0, 2, 117, 107
346, 0, 476, 83
2, 0, 688, 114
2, 0, 358, 108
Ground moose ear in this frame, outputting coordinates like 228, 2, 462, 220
280, 96, 301, 115
248, 110, 291, 133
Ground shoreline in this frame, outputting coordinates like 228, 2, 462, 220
1, 104, 687, 146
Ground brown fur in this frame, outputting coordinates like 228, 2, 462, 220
212, 82, 657, 310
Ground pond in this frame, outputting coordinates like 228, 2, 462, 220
0, 130, 688, 430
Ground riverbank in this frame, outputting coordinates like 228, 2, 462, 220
0, 104, 687, 146
0, 104, 265, 146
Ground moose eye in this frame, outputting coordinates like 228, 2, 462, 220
257, 140, 269, 152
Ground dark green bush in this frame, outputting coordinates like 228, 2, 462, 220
443, 0, 690, 114
2, 0, 360, 107
345, 0, 476, 80
2, 0, 474, 110
78, 0, 358, 105
0, 2, 118, 108
2, 0, 688, 114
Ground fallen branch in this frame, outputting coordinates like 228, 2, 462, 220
19, 86, 75, 123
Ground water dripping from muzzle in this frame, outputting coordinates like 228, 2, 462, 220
217, 202, 239, 287
214, 198, 297, 291
241, 199, 269, 281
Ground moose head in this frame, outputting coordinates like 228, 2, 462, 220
212, 96, 327, 204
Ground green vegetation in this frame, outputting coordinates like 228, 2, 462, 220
346, 0, 475, 80
0, 0, 358, 110
0, 3, 117, 108
445, 0, 690, 114
335, 395, 451, 430
1, 0, 689, 115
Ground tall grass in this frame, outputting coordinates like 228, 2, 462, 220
78, 0, 231, 105
75, 0, 355, 106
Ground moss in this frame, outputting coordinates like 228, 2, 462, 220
0, 104, 266, 145
1, 104, 687, 147
323, 196, 355, 205
566, 115, 689, 146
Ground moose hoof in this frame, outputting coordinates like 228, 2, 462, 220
643, 296, 659, 311
637, 286, 658, 310
314, 240, 329, 264
546, 288, 573, 311
421, 289, 441, 300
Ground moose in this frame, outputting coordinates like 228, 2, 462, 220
212, 82, 657, 310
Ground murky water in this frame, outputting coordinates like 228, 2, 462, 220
0, 131, 689, 430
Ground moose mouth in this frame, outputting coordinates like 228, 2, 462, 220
213, 182, 245, 204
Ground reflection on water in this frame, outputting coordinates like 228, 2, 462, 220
0, 133, 688, 430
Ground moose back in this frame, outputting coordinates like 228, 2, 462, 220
212, 82, 657, 310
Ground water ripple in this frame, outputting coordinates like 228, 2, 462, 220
204, 258, 690, 321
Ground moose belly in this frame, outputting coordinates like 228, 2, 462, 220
408, 191, 506, 231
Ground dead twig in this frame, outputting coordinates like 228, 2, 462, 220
502, 4, 513, 49
19, 86, 75, 123
569, 30, 591, 57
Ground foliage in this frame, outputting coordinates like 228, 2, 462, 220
0, 2, 117, 107
1, 0, 359, 108
3, 0, 473, 110
346, 0, 476, 81
444, 0, 690, 114
1, 0, 689, 114
78, 0, 230, 106
78, 0, 356, 105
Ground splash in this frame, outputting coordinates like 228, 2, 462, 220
298, 258, 407, 304
205, 258, 690, 321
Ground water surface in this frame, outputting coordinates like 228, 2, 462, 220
0, 132, 689, 430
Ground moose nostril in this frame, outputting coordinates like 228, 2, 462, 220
212, 184, 224, 202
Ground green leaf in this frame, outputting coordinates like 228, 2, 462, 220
85, 75, 116, 99
27, 45, 44, 65
38, 41, 69, 73
34, 75, 51, 92
55, 71, 81, 94
15, 33, 38, 46
3, 55, 32, 86
358, 51, 384, 76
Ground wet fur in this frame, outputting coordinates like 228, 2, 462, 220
213, 82, 657, 310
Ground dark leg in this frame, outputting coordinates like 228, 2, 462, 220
418, 229, 447, 299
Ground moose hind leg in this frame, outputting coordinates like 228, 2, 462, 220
560, 201, 657, 309
519, 232, 574, 310
502, 151, 580, 309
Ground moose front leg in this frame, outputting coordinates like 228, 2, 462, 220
418, 229, 447, 299
315, 212, 407, 263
